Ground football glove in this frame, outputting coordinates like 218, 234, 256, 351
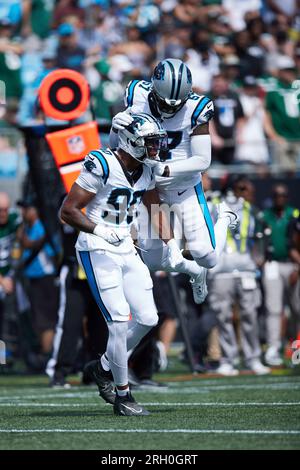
112, 111, 133, 130
93, 224, 125, 246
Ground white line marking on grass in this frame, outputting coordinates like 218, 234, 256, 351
0, 401, 299, 407
0, 429, 299, 435
0, 392, 96, 400
143, 402, 300, 407
0, 381, 299, 402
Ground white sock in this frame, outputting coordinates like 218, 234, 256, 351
100, 353, 110, 371
117, 386, 130, 397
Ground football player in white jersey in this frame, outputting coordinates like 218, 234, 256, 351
61, 113, 184, 416
109, 58, 239, 304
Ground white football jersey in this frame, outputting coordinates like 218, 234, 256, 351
125, 80, 214, 191
75, 148, 155, 253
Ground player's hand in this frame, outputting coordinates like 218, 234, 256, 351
166, 239, 185, 270
112, 111, 133, 130
148, 162, 169, 177
93, 224, 124, 246
153, 162, 167, 176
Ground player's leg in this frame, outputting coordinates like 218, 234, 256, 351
78, 249, 149, 415
181, 183, 238, 302
138, 204, 203, 278
185, 183, 238, 268
77, 249, 127, 401
123, 250, 159, 352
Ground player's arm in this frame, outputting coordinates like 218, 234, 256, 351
61, 183, 96, 233
61, 154, 124, 245
156, 123, 212, 178
156, 97, 214, 178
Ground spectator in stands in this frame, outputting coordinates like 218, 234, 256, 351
262, 184, 300, 366
209, 72, 245, 165
0, 19, 23, 101
18, 50, 57, 126
234, 76, 271, 166
52, 0, 84, 29
233, 28, 266, 79
56, 22, 85, 72
287, 214, 300, 345
22, 0, 55, 39
108, 26, 153, 79
18, 200, 59, 360
265, 56, 300, 172
91, 59, 123, 124
222, 0, 262, 32
0, 192, 21, 341
185, 27, 220, 93
0, 1, 22, 28
207, 176, 270, 376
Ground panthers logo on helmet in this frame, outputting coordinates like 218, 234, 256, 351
186, 67, 192, 84
153, 62, 165, 81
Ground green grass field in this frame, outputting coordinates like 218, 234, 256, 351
0, 365, 300, 450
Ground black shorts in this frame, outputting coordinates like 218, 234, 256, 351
28, 275, 59, 334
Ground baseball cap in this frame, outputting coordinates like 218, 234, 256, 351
58, 23, 75, 36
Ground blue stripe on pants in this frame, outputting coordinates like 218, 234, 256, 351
194, 183, 216, 249
79, 251, 112, 322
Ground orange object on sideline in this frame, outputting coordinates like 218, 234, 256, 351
46, 121, 101, 192
39, 69, 90, 121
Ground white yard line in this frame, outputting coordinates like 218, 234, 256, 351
0, 382, 299, 401
0, 401, 300, 408
0, 429, 299, 435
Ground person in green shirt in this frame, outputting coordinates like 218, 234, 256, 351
262, 184, 300, 366
265, 56, 300, 172
22, 0, 55, 39
0, 19, 22, 101
0, 192, 22, 340
92, 59, 123, 125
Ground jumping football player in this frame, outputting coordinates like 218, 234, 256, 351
109, 58, 239, 304
61, 113, 184, 416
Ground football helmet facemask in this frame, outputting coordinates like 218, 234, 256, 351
118, 113, 168, 164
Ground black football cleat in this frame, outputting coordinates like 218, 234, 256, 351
84, 359, 116, 405
114, 391, 150, 416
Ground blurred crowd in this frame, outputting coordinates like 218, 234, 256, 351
0, 0, 299, 169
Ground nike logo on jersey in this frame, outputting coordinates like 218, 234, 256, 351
178, 189, 188, 196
